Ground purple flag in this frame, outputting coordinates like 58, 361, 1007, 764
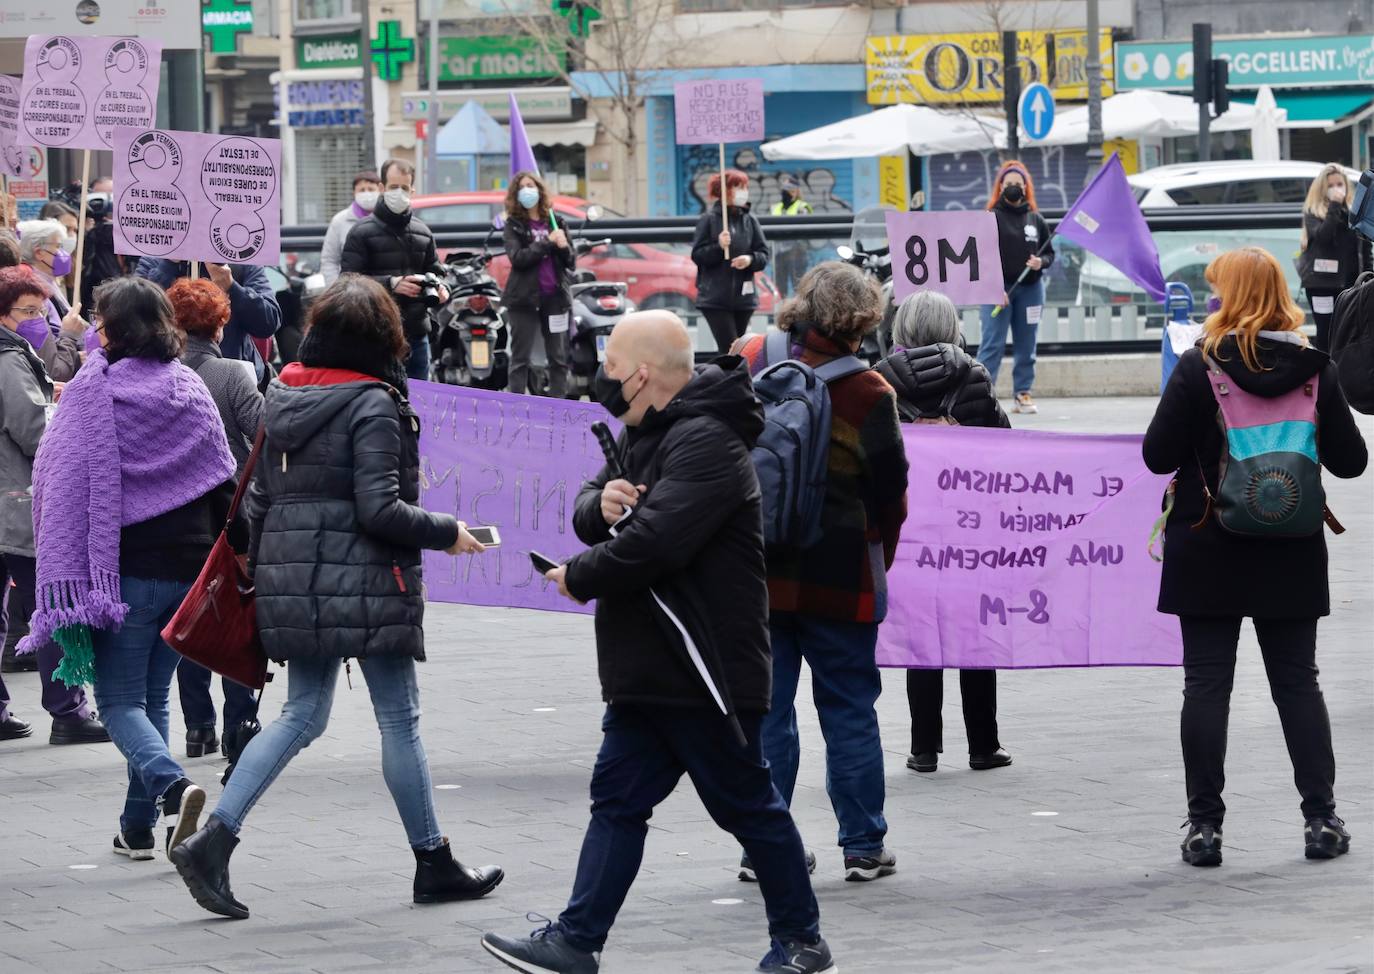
876, 425, 1182, 669
1058, 153, 1168, 303
509, 92, 539, 178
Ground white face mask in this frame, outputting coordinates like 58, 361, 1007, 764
355, 190, 379, 211
1327, 183, 1348, 204
383, 188, 411, 214
732, 189, 749, 207
60, 234, 77, 254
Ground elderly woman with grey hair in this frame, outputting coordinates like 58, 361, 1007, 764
875, 289, 1013, 775
17, 218, 83, 382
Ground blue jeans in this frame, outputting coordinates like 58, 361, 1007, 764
212, 654, 443, 850
406, 336, 431, 381
763, 615, 887, 857
177, 660, 259, 733
977, 277, 1045, 396
91, 576, 192, 833
558, 705, 820, 953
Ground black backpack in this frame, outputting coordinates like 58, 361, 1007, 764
1329, 271, 1374, 414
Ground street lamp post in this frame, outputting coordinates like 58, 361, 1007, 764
426, 0, 440, 192
1085, 0, 1104, 179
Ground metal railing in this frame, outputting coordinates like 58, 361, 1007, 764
280, 204, 1313, 356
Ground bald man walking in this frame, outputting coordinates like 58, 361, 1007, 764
482, 312, 836, 974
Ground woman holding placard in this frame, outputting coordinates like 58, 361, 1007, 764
977, 161, 1054, 416
691, 169, 771, 352
502, 171, 575, 399
1297, 164, 1368, 351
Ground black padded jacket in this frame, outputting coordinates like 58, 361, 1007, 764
246, 363, 460, 662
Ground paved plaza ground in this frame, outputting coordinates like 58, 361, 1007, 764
2, 399, 1371, 974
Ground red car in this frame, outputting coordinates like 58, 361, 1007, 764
410, 191, 778, 316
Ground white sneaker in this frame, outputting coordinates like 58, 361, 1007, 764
1014, 392, 1038, 414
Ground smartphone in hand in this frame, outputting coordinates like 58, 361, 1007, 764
467, 526, 501, 547
529, 551, 560, 574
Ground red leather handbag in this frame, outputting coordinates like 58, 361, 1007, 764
161, 428, 270, 690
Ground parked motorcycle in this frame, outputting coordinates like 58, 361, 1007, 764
567, 235, 633, 398
433, 225, 509, 389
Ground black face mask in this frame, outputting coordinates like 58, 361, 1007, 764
1002, 183, 1026, 205
593, 364, 642, 418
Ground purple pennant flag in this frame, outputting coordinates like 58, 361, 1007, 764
509, 92, 539, 179
1058, 154, 1168, 303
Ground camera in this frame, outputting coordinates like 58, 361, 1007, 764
417, 272, 445, 308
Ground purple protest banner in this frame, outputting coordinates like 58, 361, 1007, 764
885, 210, 1005, 306
877, 426, 1182, 669
411, 380, 615, 615
112, 128, 282, 266
19, 35, 161, 150
673, 79, 765, 145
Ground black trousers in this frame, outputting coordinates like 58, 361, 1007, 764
701, 307, 754, 353
1305, 288, 1338, 352
906, 668, 999, 755
507, 305, 569, 398
1179, 615, 1336, 827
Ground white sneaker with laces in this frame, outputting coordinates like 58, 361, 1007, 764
1015, 392, 1038, 414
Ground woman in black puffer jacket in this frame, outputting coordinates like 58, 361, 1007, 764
170, 275, 503, 921
1297, 164, 1370, 351
875, 291, 1013, 776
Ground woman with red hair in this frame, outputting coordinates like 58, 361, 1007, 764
168, 277, 264, 776
1143, 247, 1367, 868
691, 168, 771, 351
977, 161, 1054, 415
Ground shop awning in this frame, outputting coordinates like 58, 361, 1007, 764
525, 118, 598, 147
1233, 89, 1374, 129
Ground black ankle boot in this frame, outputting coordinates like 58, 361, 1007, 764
413, 838, 504, 904
186, 727, 219, 758
220, 719, 262, 786
169, 818, 249, 919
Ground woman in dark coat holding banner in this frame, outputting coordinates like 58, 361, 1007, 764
692, 169, 770, 352
977, 161, 1054, 416
170, 275, 503, 920
876, 291, 1013, 774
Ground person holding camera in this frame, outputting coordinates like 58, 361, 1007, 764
501, 171, 575, 398
340, 158, 448, 381
1298, 164, 1370, 351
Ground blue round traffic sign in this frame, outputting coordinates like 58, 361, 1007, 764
1019, 83, 1056, 141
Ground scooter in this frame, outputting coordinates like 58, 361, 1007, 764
565, 235, 633, 399
433, 228, 509, 389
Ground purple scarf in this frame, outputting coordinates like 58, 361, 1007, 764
20, 348, 235, 651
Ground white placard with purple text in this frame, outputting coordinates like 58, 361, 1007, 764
112, 128, 282, 267
19, 35, 161, 151
673, 79, 765, 145
886, 210, 1006, 307
0, 75, 25, 178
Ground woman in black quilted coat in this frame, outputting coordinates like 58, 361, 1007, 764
170, 275, 504, 920
875, 290, 1013, 776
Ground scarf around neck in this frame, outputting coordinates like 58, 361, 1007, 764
21, 347, 235, 657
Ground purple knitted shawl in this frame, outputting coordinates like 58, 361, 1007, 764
20, 347, 235, 651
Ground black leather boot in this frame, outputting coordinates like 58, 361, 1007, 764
185, 727, 219, 758
169, 818, 249, 919
220, 719, 262, 786
413, 838, 504, 904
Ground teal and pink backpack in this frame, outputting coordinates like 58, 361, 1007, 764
1198, 354, 1335, 538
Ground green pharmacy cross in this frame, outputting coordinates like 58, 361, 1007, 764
371, 19, 416, 82
552, 0, 603, 37
202, 0, 254, 55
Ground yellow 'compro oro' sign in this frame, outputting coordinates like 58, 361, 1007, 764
866, 30, 1114, 105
